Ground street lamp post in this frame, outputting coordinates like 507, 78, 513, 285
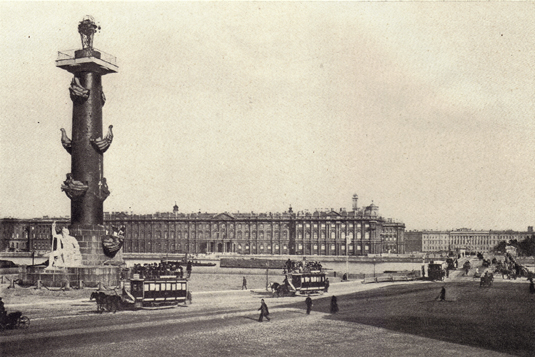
346, 236, 349, 280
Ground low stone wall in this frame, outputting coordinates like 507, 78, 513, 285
20, 265, 121, 288
220, 258, 287, 269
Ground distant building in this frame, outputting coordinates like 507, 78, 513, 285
408, 228, 534, 255
422, 231, 450, 253
0, 195, 406, 257
0, 217, 69, 254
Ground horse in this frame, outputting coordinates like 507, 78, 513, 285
269, 282, 280, 293
105, 295, 122, 313
275, 284, 292, 297
480, 273, 493, 288
90, 291, 107, 313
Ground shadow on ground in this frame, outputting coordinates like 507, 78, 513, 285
280, 281, 535, 357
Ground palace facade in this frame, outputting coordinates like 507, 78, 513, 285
405, 227, 534, 255
1, 195, 406, 257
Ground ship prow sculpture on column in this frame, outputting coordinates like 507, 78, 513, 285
24, 16, 123, 288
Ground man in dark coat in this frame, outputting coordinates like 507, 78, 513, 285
436, 286, 446, 301
258, 299, 270, 322
242, 276, 247, 290
186, 261, 192, 278
330, 295, 339, 314
305, 295, 313, 314
0, 297, 5, 319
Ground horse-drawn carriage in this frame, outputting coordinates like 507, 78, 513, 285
0, 311, 30, 331
90, 275, 189, 312
480, 272, 494, 288
446, 257, 457, 270
462, 260, 471, 275
427, 261, 446, 281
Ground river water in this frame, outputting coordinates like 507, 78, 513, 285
2, 256, 424, 277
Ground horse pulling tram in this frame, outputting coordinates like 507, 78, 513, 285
91, 275, 189, 312
271, 260, 326, 297
129, 275, 188, 309
272, 271, 326, 297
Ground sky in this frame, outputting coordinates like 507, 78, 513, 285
1, 2, 535, 231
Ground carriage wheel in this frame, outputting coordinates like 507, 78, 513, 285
18, 316, 30, 329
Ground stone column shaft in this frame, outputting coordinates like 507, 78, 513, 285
71, 71, 104, 226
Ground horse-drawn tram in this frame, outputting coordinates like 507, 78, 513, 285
272, 260, 326, 297
91, 275, 189, 312
129, 275, 188, 308
288, 271, 326, 295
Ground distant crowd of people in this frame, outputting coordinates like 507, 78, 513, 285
284, 259, 323, 274
131, 261, 185, 279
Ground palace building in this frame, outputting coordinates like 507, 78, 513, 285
405, 227, 534, 255
1, 195, 406, 257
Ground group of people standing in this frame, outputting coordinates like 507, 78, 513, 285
130, 260, 193, 279
258, 294, 339, 322
284, 259, 323, 274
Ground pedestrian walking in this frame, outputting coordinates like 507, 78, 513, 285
258, 299, 270, 322
324, 278, 330, 293
436, 286, 446, 301
529, 280, 535, 295
305, 295, 313, 314
242, 276, 247, 290
330, 295, 339, 314
186, 261, 192, 278
186, 290, 192, 304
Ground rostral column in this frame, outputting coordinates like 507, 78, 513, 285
56, 16, 118, 266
